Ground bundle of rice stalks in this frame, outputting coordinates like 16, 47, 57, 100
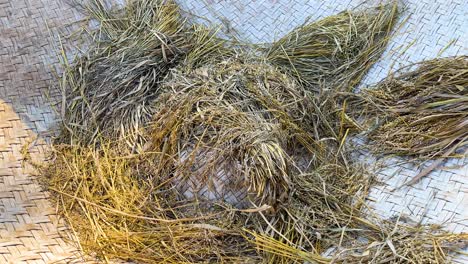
59, 0, 232, 147
144, 58, 345, 207
42, 1, 468, 262
153, 57, 367, 194
40, 142, 259, 263
248, 162, 374, 263
148, 85, 292, 208
336, 217, 468, 263
265, 1, 399, 92
360, 56, 468, 160
158, 59, 350, 160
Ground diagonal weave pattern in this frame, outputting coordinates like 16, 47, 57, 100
0, 0, 466, 263
0, 0, 87, 263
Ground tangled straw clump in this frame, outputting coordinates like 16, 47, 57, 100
41, 144, 259, 263
266, 2, 399, 92
41, 142, 467, 263
336, 217, 468, 263
149, 83, 291, 208
146, 59, 352, 209
60, 0, 231, 147
38, 0, 468, 263
360, 56, 468, 160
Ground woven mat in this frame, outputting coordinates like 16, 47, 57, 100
0, 0, 88, 262
0, 0, 466, 263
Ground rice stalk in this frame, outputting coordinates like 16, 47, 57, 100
40, 1, 468, 262
265, 1, 399, 92
59, 0, 234, 147
336, 217, 468, 263
360, 56, 468, 160
40, 142, 260, 263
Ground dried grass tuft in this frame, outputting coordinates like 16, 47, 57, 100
38, 1, 468, 263
59, 0, 233, 147
265, 1, 399, 92
337, 217, 468, 263
41, 143, 260, 263
360, 56, 468, 160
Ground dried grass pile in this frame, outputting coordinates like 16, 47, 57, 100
149, 65, 292, 208
136, 60, 380, 263
41, 143, 259, 263
42, 141, 468, 263
36, 0, 468, 263
59, 0, 231, 147
265, 2, 399, 92
357, 56, 467, 160
337, 217, 468, 263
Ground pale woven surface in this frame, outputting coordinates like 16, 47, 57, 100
0, 0, 87, 263
0, 0, 467, 263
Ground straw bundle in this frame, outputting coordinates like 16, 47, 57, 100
59, 0, 231, 147
149, 85, 291, 208
145, 59, 344, 208
38, 0, 468, 263
165, 61, 320, 137
266, 2, 399, 92
362, 56, 468, 159
41, 143, 259, 263
337, 218, 468, 263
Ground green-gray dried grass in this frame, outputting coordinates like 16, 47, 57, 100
266, 2, 399, 92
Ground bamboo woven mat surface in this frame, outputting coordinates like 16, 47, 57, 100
0, 0, 467, 263
0, 0, 87, 262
